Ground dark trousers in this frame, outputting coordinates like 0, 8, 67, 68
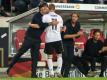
9, 37, 40, 77
82, 54, 96, 71
61, 44, 74, 77
61, 44, 89, 77
90, 57, 96, 71
100, 56, 107, 76
73, 57, 90, 76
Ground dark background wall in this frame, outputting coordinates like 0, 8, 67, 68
0, 27, 9, 67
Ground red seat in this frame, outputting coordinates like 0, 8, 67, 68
40, 32, 46, 43
14, 29, 26, 51
14, 29, 42, 61
74, 29, 87, 49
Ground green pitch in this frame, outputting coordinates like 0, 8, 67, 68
0, 78, 107, 80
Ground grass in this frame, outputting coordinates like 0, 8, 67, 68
0, 77, 107, 80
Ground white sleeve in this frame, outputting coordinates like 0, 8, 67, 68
42, 15, 52, 23
58, 15, 63, 28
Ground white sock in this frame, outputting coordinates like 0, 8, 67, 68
47, 58, 54, 75
56, 57, 62, 73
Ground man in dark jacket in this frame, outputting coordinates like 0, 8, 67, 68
61, 13, 84, 77
99, 38, 107, 77
82, 30, 103, 76
6, 3, 56, 78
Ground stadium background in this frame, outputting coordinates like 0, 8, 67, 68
0, 1, 107, 79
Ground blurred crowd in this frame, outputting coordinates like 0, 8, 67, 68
0, 0, 107, 17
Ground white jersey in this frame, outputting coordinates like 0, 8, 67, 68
42, 12, 63, 43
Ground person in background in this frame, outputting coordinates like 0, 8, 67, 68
83, 0, 100, 4
14, 0, 30, 14
0, 5, 11, 17
44, 0, 53, 2
99, 0, 104, 4
30, 0, 40, 8
99, 38, 107, 77
104, 0, 107, 4
0, 0, 2, 6
51, 0, 60, 2
61, 13, 84, 77
68, 0, 83, 3
2, 0, 11, 11
61, 0, 68, 3
82, 30, 103, 76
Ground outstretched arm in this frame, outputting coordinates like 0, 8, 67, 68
99, 47, 107, 53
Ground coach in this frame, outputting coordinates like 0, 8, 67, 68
61, 13, 83, 77
7, 3, 49, 78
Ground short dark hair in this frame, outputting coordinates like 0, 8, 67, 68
39, 3, 48, 9
93, 30, 101, 35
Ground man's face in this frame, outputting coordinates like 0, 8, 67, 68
94, 32, 101, 40
71, 14, 79, 23
40, 6, 49, 14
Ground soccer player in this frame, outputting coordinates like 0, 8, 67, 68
42, 4, 65, 77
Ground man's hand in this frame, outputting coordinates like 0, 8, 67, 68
77, 31, 83, 35
49, 19, 59, 26
99, 47, 107, 53
61, 26, 66, 32
52, 19, 59, 26
99, 50, 103, 53
28, 22, 40, 29
28, 22, 32, 27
